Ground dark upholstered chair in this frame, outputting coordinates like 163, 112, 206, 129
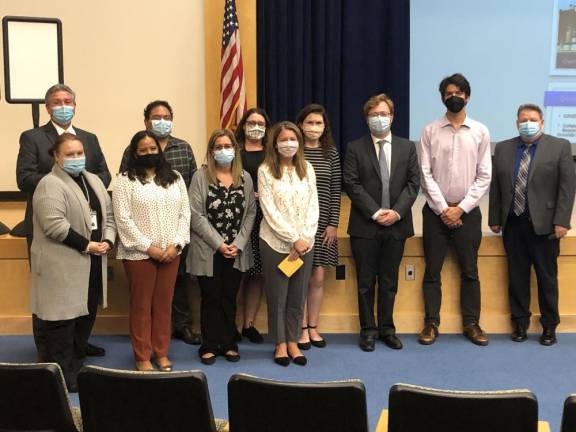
77, 365, 227, 432
375, 383, 550, 432
561, 394, 576, 432
0, 362, 82, 432
227, 373, 369, 432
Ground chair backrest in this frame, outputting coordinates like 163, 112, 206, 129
561, 394, 576, 432
227, 373, 369, 432
388, 383, 539, 432
78, 366, 218, 432
0, 362, 78, 432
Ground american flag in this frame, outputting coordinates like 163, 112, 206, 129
219, 0, 246, 129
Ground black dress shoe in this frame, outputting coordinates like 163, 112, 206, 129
540, 328, 557, 346
85, 343, 106, 357
511, 324, 527, 342
359, 335, 376, 352
308, 326, 327, 348
289, 354, 307, 366
225, 352, 241, 362
274, 354, 290, 367
200, 353, 217, 365
242, 326, 264, 344
298, 327, 312, 350
173, 328, 202, 345
381, 334, 403, 350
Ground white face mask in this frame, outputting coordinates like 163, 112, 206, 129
245, 124, 266, 140
277, 139, 299, 158
303, 125, 324, 140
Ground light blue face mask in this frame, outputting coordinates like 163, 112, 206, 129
52, 106, 75, 125
368, 115, 391, 135
518, 121, 541, 139
214, 148, 235, 166
151, 119, 173, 138
62, 158, 85, 176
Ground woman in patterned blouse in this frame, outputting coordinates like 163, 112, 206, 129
296, 104, 341, 350
188, 129, 256, 365
258, 121, 319, 366
114, 130, 191, 372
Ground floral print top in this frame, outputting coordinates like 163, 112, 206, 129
206, 181, 245, 244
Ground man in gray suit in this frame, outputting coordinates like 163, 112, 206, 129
489, 103, 576, 346
344, 93, 420, 352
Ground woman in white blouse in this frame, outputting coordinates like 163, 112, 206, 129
113, 130, 191, 372
258, 121, 319, 366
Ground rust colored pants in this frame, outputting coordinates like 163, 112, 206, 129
123, 258, 180, 362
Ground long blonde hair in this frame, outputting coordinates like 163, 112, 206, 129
264, 121, 307, 180
205, 129, 243, 187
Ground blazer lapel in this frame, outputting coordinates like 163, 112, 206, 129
52, 165, 92, 231
43, 122, 59, 145
527, 136, 546, 185
389, 136, 401, 180
364, 136, 382, 180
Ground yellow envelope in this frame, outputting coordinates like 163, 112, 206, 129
278, 255, 304, 277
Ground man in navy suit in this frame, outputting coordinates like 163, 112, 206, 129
489, 103, 576, 346
16, 83, 111, 357
343, 93, 420, 352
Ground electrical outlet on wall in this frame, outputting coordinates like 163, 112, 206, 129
405, 264, 415, 281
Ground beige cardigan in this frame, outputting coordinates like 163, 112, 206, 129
30, 165, 116, 321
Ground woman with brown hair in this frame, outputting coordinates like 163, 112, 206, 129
188, 129, 256, 365
295, 104, 341, 350
258, 121, 319, 366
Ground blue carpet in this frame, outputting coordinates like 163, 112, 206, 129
1, 333, 574, 432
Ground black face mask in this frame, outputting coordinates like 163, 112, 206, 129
135, 154, 160, 169
444, 95, 466, 113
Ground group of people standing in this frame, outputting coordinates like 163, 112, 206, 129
15, 72, 576, 392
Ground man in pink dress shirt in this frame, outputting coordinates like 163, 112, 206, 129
417, 73, 492, 346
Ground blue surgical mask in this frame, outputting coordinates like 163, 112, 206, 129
368, 115, 391, 135
151, 119, 173, 138
62, 158, 85, 176
518, 121, 541, 139
52, 106, 75, 125
214, 148, 235, 166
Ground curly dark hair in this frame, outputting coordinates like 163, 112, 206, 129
143, 100, 173, 120
121, 130, 178, 187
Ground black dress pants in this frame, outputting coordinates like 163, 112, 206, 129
351, 230, 405, 337
33, 256, 102, 389
422, 204, 482, 326
171, 245, 193, 331
197, 253, 242, 355
503, 215, 560, 329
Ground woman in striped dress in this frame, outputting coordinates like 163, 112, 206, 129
296, 104, 341, 349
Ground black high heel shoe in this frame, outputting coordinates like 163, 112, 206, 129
289, 352, 307, 366
308, 325, 327, 348
273, 348, 290, 367
297, 326, 312, 350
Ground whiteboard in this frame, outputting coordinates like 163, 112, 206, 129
2, 16, 63, 103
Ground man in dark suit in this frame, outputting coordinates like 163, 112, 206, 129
16, 83, 111, 357
489, 103, 576, 346
343, 93, 420, 352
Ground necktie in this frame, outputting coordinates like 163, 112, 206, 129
512, 145, 532, 216
378, 140, 390, 209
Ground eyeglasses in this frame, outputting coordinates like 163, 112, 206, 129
368, 111, 391, 118
246, 121, 266, 127
150, 115, 172, 121
214, 144, 234, 151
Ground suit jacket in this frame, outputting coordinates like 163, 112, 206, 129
489, 133, 576, 235
16, 122, 111, 236
343, 134, 420, 239
31, 165, 116, 321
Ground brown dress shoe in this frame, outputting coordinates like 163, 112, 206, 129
463, 323, 489, 346
418, 323, 438, 345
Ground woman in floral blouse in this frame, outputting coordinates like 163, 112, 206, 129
188, 129, 256, 365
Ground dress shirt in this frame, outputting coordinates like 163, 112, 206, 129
418, 115, 492, 215
52, 121, 76, 136
113, 172, 191, 260
258, 162, 319, 253
370, 132, 401, 221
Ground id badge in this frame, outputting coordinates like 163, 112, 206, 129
90, 210, 98, 231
